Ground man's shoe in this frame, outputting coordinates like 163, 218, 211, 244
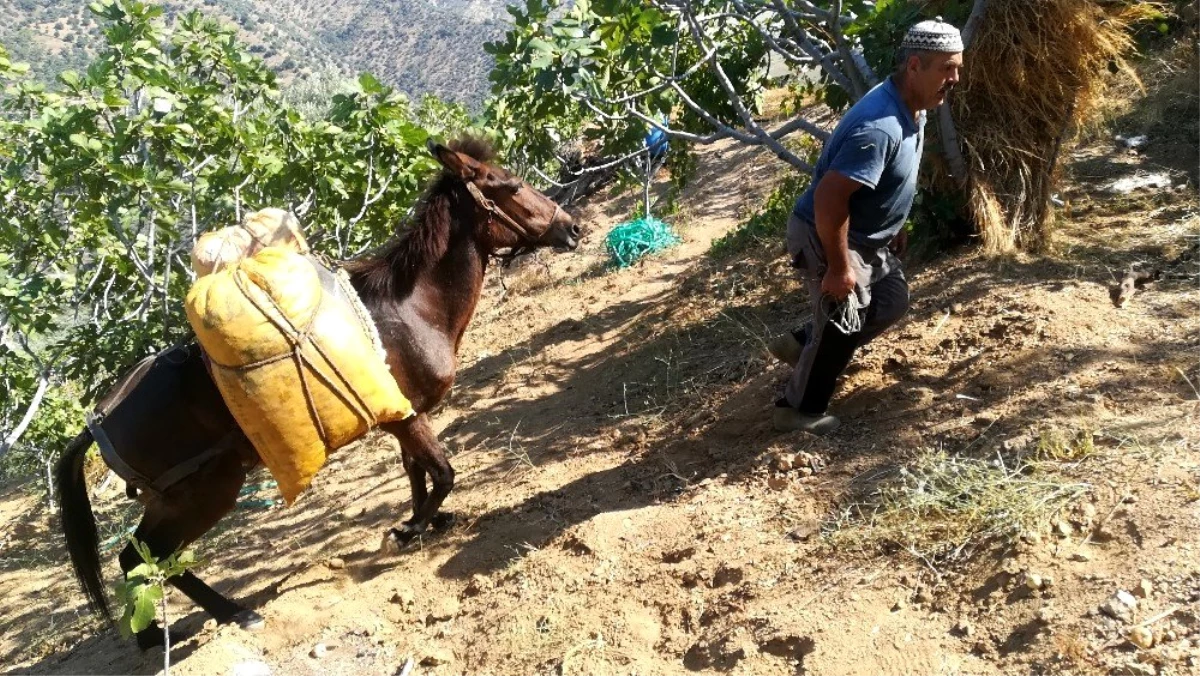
772, 407, 840, 435
767, 333, 803, 367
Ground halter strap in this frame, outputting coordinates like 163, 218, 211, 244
464, 181, 562, 245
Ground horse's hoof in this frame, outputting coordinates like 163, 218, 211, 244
380, 530, 399, 554
381, 525, 422, 553
136, 632, 162, 651
231, 609, 266, 632
135, 626, 185, 650
430, 511, 457, 532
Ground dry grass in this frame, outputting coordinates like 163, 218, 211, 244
826, 449, 1091, 565
1101, 36, 1199, 134
500, 259, 557, 297
1035, 427, 1098, 463
954, 0, 1158, 253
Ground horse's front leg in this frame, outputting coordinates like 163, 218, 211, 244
380, 414, 456, 550
400, 447, 429, 522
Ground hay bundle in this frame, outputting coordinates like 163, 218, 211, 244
952, 0, 1152, 252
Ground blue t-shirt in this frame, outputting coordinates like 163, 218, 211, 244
793, 77, 925, 249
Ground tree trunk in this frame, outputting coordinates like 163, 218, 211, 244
935, 0, 989, 183
0, 370, 50, 459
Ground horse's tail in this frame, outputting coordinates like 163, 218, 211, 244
55, 428, 112, 622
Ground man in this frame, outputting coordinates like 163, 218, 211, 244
769, 18, 964, 434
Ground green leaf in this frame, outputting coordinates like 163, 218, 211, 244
128, 582, 162, 634
398, 125, 429, 146
133, 539, 156, 565
358, 72, 384, 94
103, 91, 129, 107
552, 26, 585, 39
650, 24, 676, 46
128, 562, 157, 579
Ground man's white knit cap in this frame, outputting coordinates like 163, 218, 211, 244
900, 17, 964, 53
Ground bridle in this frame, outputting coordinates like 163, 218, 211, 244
464, 180, 565, 267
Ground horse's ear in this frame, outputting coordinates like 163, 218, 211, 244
428, 140, 480, 181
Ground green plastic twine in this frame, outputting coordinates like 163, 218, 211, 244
604, 217, 681, 268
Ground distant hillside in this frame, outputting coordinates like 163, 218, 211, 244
0, 0, 513, 108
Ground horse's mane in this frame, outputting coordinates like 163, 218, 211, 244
346, 137, 495, 299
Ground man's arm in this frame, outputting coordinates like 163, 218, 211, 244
813, 170, 862, 300
813, 124, 892, 300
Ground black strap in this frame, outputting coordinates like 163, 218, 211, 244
148, 431, 236, 494
88, 344, 233, 501
87, 411, 156, 496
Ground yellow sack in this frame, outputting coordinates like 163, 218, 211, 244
190, 227, 255, 278
185, 248, 413, 503
241, 208, 309, 253
191, 208, 310, 278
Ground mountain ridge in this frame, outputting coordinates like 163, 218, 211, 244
0, 0, 515, 108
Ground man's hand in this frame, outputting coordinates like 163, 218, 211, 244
820, 266, 856, 301
889, 229, 908, 257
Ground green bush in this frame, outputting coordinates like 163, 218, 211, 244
709, 171, 810, 259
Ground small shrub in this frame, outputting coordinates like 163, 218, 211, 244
115, 539, 201, 675
709, 171, 809, 259
825, 450, 1090, 564
1036, 427, 1097, 462
907, 185, 973, 254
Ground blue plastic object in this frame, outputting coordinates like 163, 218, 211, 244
645, 125, 669, 159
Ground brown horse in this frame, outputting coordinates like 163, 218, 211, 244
55, 138, 580, 649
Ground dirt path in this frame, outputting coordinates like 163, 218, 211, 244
2, 132, 1197, 676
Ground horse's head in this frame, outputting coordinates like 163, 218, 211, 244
427, 139, 581, 253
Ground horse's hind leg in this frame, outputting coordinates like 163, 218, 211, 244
381, 414, 455, 548
120, 451, 261, 649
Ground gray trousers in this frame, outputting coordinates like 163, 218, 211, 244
783, 214, 910, 414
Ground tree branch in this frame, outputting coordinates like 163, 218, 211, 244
74, 258, 106, 305
769, 0, 855, 95
962, 0, 989, 46
0, 372, 49, 458
108, 213, 165, 293
349, 169, 396, 229
850, 48, 879, 88
232, 173, 254, 224
0, 332, 51, 459
729, 0, 811, 65
555, 145, 651, 177
578, 92, 741, 143
602, 44, 719, 105
292, 187, 317, 218
937, 0, 989, 183
681, 7, 816, 169
937, 105, 968, 182
579, 93, 816, 171
827, 0, 869, 99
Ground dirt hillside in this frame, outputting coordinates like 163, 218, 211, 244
1, 89, 1198, 676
